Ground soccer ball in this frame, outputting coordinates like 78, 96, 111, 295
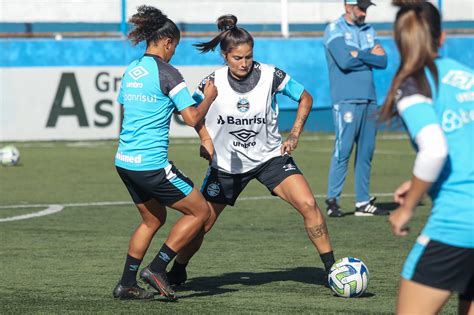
328, 257, 369, 298
0, 145, 20, 166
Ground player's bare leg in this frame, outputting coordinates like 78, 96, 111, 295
167, 202, 227, 285
459, 299, 474, 315
139, 188, 210, 300
396, 278, 451, 314
273, 174, 334, 272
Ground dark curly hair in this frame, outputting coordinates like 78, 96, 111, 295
128, 5, 180, 46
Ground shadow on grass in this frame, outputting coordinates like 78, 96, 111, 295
377, 202, 399, 211
176, 266, 329, 298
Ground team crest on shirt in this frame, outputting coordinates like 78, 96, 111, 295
237, 97, 250, 112
343, 111, 354, 123
207, 182, 221, 197
366, 33, 374, 45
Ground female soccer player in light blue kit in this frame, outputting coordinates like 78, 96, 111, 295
382, 1, 473, 313
112, 6, 217, 300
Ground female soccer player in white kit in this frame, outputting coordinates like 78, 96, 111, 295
382, 1, 473, 314
166, 14, 335, 286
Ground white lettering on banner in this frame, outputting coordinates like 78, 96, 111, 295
0, 65, 217, 141
441, 108, 474, 133
116, 152, 142, 164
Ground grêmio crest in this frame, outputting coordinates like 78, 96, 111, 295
237, 97, 250, 113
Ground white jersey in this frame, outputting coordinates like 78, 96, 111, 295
193, 62, 305, 174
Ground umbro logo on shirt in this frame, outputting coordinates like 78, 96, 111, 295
129, 66, 149, 80
229, 129, 259, 142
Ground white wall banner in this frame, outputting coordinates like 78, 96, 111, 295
0, 65, 218, 141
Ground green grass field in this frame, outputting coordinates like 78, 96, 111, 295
0, 134, 458, 314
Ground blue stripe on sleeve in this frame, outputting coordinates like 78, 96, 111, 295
400, 103, 439, 139
280, 77, 304, 102
192, 91, 205, 105
172, 87, 196, 111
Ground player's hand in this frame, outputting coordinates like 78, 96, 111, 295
281, 133, 299, 155
388, 206, 413, 236
199, 138, 214, 163
371, 44, 385, 56
394, 180, 412, 205
203, 80, 218, 102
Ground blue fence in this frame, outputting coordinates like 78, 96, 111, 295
1, 36, 473, 131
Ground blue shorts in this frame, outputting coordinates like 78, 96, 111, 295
116, 163, 194, 206
402, 235, 474, 300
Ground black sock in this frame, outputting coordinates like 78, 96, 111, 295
320, 251, 335, 273
170, 260, 188, 273
120, 254, 142, 286
150, 243, 177, 273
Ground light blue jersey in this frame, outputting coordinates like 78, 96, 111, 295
115, 54, 195, 171
396, 57, 474, 248
323, 15, 387, 104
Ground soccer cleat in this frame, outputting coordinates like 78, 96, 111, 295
140, 265, 177, 301
167, 265, 187, 286
112, 282, 154, 300
325, 198, 345, 217
354, 197, 389, 216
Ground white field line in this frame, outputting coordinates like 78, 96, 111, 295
0, 205, 64, 223
0, 192, 395, 223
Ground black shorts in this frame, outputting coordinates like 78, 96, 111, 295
402, 236, 474, 300
116, 164, 194, 206
200, 155, 302, 206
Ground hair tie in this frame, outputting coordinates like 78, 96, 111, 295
222, 24, 235, 31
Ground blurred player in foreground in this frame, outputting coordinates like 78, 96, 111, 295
382, 1, 474, 313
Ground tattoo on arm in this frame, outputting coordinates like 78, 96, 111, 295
306, 223, 328, 240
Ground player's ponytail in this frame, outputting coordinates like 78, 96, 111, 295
128, 5, 180, 46
194, 14, 254, 54
381, 1, 441, 121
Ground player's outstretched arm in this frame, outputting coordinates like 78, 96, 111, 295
181, 80, 217, 127
281, 90, 312, 155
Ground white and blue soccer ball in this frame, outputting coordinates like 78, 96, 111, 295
328, 257, 369, 298
0, 145, 20, 166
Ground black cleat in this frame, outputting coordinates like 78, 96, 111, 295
355, 197, 389, 216
140, 265, 177, 301
112, 282, 154, 300
167, 265, 187, 286
325, 198, 345, 217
